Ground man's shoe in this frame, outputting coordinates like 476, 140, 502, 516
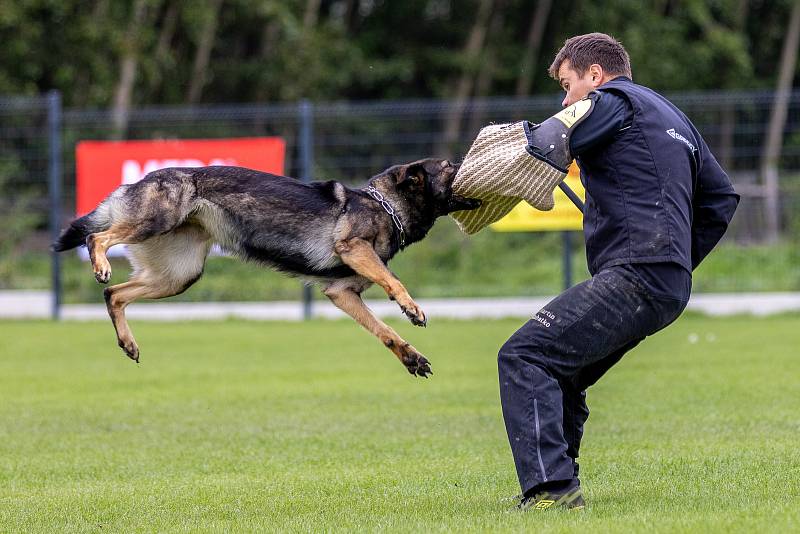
518, 486, 585, 510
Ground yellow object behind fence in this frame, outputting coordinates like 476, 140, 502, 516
490, 163, 585, 232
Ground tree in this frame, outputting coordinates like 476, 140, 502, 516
515, 0, 552, 97
0, 0, 794, 107
438, 0, 495, 158
111, 0, 159, 138
185, 0, 224, 104
760, 0, 800, 242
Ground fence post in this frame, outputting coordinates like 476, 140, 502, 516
298, 100, 314, 320
47, 90, 63, 321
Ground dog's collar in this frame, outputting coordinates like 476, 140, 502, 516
365, 185, 406, 248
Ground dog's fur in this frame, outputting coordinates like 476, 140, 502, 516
54, 159, 479, 377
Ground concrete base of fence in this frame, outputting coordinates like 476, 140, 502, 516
1, 291, 799, 321
0, 291, 52, 319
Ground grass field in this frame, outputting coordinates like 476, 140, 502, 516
1, 314, 798, 532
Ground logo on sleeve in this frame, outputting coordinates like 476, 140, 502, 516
666, 128, 697, 154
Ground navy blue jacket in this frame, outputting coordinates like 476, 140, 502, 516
571, 77, 739, 275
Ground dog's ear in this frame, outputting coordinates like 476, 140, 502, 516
396, 163, 426, 188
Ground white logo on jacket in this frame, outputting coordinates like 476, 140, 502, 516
666, 128, 697, 154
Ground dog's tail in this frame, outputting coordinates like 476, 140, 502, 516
52, 204, 113, 252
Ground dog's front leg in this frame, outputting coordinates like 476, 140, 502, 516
323, 281, 432, 377
334, 237, 426, 327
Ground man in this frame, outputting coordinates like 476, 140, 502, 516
498, 33, 739, 510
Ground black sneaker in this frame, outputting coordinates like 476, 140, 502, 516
518, 486, 585, 510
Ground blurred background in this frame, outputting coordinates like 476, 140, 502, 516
1, 0, 798, 317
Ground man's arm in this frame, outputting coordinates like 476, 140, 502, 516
691, 142, 740, 270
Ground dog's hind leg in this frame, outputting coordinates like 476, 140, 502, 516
334, 237, 426, 327
103, 225, 211, 362
86, 174, 198, 284
103, 277, 159, 362
323, 280, 432, 377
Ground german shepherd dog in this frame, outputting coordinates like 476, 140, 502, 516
53, 159, 480, 377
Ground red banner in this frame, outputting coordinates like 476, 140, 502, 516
75, 137, 285, 216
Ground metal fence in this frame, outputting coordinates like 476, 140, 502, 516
2, 89, 800, 317
0, 93, 61, 316
59, 90, 800, 243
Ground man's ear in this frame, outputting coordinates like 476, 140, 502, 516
589, 64, 605, 87
396, 163, 426, 187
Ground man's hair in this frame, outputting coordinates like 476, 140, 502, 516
548, 33, 632, 80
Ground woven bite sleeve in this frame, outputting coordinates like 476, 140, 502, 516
450, 121, 567, 234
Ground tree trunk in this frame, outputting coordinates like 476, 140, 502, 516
149, 0, 181, 97
438, 0, 494, 158
303, 0, 322, 31
718, 0, 749, 169
760, 0, 800, 242
73, 1, 112, 107
111, 0, 151, 139
186, 0, 224, 104
342, 0, 359, 32
253, 19, 282, 131
259, 19, 281, 59
466, 4, 506, 136
514, 0, 552, 96
155, 1, 180, 60
92, 0, 109, 19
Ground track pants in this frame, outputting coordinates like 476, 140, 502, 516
498, 264, 688, 494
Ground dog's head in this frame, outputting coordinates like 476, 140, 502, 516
388, 158, 481, 216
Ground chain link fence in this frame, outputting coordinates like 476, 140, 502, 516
60, 90, 800, 242
0, 93, 60, 309
2, 90, 799, 313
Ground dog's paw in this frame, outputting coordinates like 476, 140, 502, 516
400, 344, 432, 378
117, 338, 139, 363
94, 265, 112, 284
400, 301, 427, 327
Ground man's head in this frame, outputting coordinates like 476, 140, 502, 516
548, 33, 632, 107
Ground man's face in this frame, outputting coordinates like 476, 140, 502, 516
557, 59, 596, 107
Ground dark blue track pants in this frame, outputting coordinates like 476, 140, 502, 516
498, 265, 688, 494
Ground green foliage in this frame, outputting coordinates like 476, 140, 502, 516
692, 241, 800, 292
0, 0, 793, 106
782, 173, 800, 289
0, 169, 43, 289
0, 315, 798, 531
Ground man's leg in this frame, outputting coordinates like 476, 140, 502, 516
498, 266, 675, 497
560, 338, 642, 482
498, 336, 575, 492
561, 381, 589, 482
559, 291, 688, 479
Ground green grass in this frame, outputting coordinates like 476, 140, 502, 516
1, 314, 799, 532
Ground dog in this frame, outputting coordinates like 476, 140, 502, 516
53, 159, 480, 377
